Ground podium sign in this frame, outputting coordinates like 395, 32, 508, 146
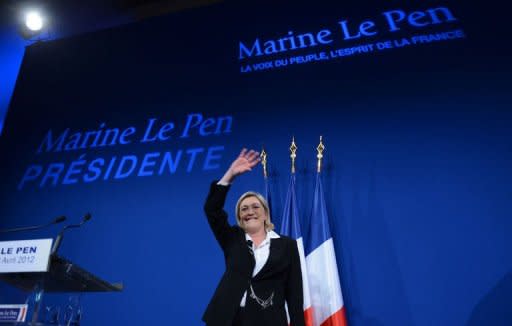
0, 239, 52, 273
0, 239, 122, 325
0, 304, 28, 322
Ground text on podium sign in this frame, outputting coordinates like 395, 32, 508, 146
0, 239, 52, 273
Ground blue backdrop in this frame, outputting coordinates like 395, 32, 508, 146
1, 1, 511, 325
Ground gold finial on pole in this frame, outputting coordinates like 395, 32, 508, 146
317, 136, 325, 173
290, 137, 297, 174
260, 147, 268, 178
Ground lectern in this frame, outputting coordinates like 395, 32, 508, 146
0, 255, 123, 293
0, 249, 123, 324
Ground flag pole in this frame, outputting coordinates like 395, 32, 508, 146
260, 147, 268, 179
316, 136, 325, 173
290, 136, 297, 174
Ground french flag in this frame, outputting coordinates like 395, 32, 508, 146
305, 173, 348, 326
280, 173, 314, 326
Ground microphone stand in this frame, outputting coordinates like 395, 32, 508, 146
51, 213, 92, 255
0, 216, 66, 234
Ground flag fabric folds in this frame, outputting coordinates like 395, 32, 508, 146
305, 173, 348, 326
280, 174, 313, 326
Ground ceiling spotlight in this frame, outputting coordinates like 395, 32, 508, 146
25, 11, 43, 31
18, 7, 50, 40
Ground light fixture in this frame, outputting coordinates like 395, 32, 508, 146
25, 10, 43, 31
18, 5, 50, 40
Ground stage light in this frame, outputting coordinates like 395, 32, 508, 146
25, 11, 43, 31
18, 7, 49, 40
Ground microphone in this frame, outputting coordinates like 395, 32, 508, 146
0, 215, 66, 234
51, 213, 92, 255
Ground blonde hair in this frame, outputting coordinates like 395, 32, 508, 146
235, 191, 275, 231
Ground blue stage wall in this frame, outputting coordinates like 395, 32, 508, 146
1, 1, 511, 325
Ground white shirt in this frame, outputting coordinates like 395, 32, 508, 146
240, 230, 280, 307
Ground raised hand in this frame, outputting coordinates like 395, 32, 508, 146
219, 148, 260, 184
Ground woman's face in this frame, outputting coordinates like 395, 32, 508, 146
239, 196, 267, 234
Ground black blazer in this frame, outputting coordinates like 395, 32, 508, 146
203, 182, 305, 326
